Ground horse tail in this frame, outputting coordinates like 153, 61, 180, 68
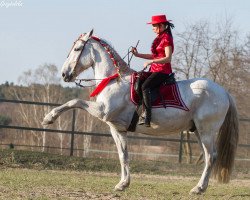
213, 93, 239, 183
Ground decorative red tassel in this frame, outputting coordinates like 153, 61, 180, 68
90, 73, 119, 97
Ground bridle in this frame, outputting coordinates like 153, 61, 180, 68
67, 33, 135, 88
67, 34, 90, 79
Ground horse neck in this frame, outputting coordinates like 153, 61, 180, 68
91, 39, 133, 80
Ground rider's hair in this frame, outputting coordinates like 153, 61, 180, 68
162, 22, 174, 38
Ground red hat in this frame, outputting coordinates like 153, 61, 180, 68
147, 15, 169, 25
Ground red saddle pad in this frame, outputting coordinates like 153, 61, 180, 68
130, 72, 189, 111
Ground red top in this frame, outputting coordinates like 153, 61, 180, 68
150, 32, 174, 74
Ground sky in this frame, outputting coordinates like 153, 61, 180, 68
0, 0, 249, 85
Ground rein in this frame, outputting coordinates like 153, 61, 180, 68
74, 78, 104, 88
122, 40, 140, 68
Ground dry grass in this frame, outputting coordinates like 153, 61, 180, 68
0, 150, 249, 199
0, 168, 249, 200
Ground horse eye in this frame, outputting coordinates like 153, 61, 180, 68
74, 47, 80, 51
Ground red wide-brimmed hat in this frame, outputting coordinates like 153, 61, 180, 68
147, 15, 170, 24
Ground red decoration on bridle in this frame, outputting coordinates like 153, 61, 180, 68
91, 36, 120, 72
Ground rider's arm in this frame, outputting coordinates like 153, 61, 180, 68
131, 47, 153, 59
135, 53, 153, 60
143, 46, 172, 68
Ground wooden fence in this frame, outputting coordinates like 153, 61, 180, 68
0, 99, 250, 163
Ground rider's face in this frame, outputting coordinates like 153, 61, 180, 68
152, 23, 165, 34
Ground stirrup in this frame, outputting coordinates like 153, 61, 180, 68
138, 111, 146, 125
138, 116, 151, 127
138, 116, 145, 125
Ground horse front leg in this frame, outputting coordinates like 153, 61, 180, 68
109, 125, 130, 191
42, 98, 104, 125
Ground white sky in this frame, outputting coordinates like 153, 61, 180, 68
0, 0, 249, 85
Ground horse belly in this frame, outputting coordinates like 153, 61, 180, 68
135, 108, 192, 136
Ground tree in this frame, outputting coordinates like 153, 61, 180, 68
2, 63, 104, 156
0, 115, 12, 125
173, 18, 250, 163
6, 64, 71, 153
173, 21, 210, 79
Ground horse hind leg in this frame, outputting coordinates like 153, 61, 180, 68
190, 130, 217, 195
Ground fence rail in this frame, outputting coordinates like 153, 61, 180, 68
0, 98, 250, 163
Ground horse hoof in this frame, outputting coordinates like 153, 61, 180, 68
42, 119, 53, 125
42, 113, 54, 125
114, 181, 130, 191
189, 186, 205, 195
114, 185, 125, 191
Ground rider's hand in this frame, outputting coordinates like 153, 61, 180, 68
131, 47, 139, 57
143, 60, 153, 70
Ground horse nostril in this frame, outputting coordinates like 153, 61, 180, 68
62, 73, 65, 77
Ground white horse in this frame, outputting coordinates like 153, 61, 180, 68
42, 30, 239, 194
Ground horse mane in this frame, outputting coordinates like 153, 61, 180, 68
92, 37, 134, 74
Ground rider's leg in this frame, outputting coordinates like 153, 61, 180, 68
141, 72, 169, 127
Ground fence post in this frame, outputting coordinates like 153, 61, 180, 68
179, 131, 184, 163
70, 109, 76, 156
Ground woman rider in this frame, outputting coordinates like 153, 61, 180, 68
132, 14, 174, 127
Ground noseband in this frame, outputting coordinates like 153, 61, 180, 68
67, 34, 90, 77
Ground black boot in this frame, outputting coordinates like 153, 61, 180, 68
138, 104, 145, 125
142, 89, 151, 127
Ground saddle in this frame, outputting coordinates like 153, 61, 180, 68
133, 72, 176, 107
128, 72, 189, 132
131, 72, 188, 110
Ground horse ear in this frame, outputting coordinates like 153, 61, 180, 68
89, 29, 94, 37
82, 29, 94, 41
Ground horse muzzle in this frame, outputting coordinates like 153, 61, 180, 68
62, 72, 74, 82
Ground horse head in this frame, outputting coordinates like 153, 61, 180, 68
61, 30, 94, 82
